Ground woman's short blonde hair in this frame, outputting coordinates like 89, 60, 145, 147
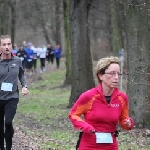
95, 56, 119, 83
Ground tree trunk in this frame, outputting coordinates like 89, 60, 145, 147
1, 1, 10, 35
10, 0, 16, 46
126, 0, 150, 127
63, 0, 72, 85
55, 0, 62, 45
34, 0, 51, 44
110, 0, 123, 55
48, 0, 56, 46
88, 0, 112, 60
68, 0, 95, 107
0, 4, 2, 35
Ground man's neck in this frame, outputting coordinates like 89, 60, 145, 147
1, 54, 12, 59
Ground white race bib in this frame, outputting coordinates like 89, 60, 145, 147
20, 57, 24, 61
27, 59, 32, 62
1, 82, 13, 92
95, 132, 113, 143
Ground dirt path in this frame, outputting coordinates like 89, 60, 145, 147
12, 62, 58, 150
12, 126, 39, 150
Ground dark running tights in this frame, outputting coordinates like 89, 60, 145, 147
0, 98, 18, 150
56, 58, 60, 68
40, 58, 46, 70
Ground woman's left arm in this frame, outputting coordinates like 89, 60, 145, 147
118, 95, 135, 130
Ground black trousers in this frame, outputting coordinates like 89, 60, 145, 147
56, 58, 60, 69
32, 59, 37, 70
40, 58, 46, 71
0, 98, 19, 150
50, 54, 54, 64
47, 54, 54, 64
26, 60, 33, 70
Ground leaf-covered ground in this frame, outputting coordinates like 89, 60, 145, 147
12, 125, 150, 150
11, 59, 150, 150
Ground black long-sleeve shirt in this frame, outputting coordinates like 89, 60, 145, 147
0, 56, 27, 100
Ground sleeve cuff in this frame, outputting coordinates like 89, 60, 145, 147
23, 85, 27, 88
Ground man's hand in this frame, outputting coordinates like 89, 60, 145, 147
22, 87, 29, 96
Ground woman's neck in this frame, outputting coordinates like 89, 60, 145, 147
102, 84, 114, 96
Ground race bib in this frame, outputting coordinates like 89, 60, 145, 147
95, 132, 113, 143
20, 57, 24, 61
27, 59, 32, 62
1, 82, 13, 91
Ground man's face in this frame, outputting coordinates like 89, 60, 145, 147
0, 38, 12, 55
22, 41, 26, 46
27, 45, 31, 49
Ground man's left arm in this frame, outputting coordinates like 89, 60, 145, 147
19, 66, 29, 95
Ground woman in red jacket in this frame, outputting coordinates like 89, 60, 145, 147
69, 56, 134, 150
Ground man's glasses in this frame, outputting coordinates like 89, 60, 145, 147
104, 71, 122, 77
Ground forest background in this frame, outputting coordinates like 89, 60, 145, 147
0, 0, 150, 149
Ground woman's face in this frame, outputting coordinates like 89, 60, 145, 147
98, 63, 121, 88
20, 46, 23, 50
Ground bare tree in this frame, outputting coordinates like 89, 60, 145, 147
68, 0, 95, 107
63, 0, 72, 85
9, 0, 17, 46
110, 0, 123, 54
55, 0, 61, 45
0, 0, 11, 35
126, 0, 150, 126
33, 0, 51, 44
0, 0, 17, 45
55, 0, 64, 47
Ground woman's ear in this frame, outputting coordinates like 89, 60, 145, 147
97, 74, 103, 82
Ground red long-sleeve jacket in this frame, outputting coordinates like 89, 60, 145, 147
69, 84, 134, 150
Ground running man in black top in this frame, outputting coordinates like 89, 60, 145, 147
0, 35, 29, 150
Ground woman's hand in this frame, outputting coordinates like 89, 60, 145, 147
124, 118, 131, 127
90, 130, 95, 134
